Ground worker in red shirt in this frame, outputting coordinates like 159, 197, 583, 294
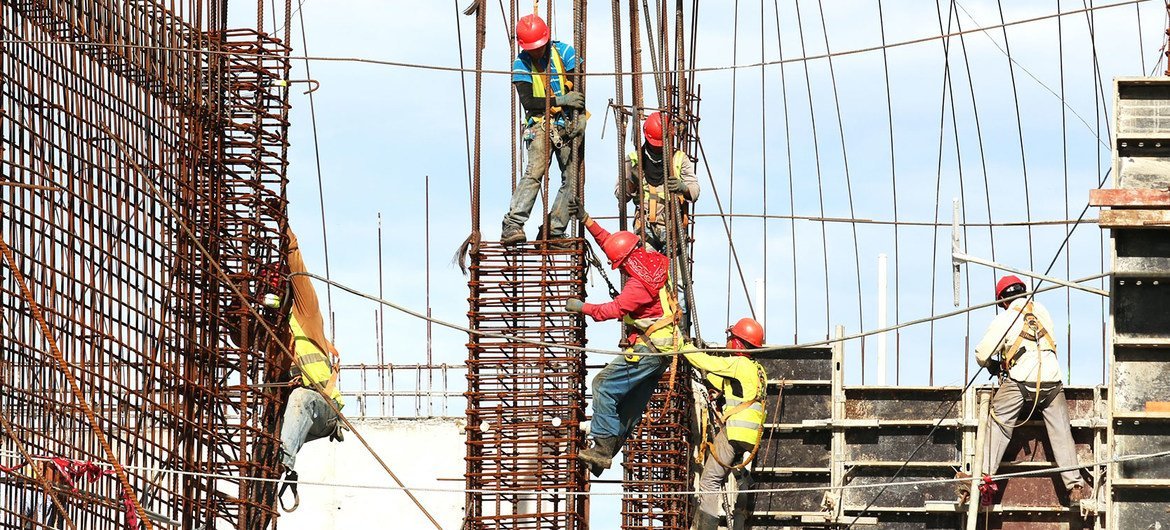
567, 215, 683, 476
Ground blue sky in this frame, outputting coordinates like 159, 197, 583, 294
231, 0, 1163, 526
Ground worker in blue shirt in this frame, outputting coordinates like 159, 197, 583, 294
500, 13, 586, 249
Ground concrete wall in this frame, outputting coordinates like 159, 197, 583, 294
278, 418, 466, 530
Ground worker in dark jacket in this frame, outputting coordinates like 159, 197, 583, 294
686, 318, 768, 530
500, 13, 586, 249
567, 216, 682, 476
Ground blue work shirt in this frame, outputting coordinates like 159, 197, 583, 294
511, 40, 578, 96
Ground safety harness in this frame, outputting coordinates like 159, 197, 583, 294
989, 301, 1058, 430
522, 44, 569, 126
1001, 301, 1056, 370
698, 361, 769, 470
628, 150, 689, 227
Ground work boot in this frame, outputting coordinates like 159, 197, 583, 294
543, 237, 575, 251
695, 511, 721, 530
1068, 483, 1091, 504
577, 436, 619, 477
500, 226, 526, 246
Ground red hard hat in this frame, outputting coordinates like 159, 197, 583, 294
516, 14, 550, 51
643, 112, 664, 147
727, 317, 764, 349
602, 231, 639, 269
995, 275, 1026, 300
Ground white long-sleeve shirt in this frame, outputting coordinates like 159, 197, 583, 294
974, 299, 1063, 383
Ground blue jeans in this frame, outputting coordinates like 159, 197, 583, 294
279, 387, 340, 470
589, 351, 669, 441
502, 121, 579, 237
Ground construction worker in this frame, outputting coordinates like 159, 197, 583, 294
973, 275, 1088, 504
566, 214, 681, 476
501, 13, 587, 249
275, 227, 345, 512
615, 111, 700, 253
686, 318, 768, 530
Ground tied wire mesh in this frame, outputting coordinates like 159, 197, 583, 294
0, 2, 294, 528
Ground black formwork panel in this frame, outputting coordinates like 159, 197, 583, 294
1112, 280, 1170, 340
748, 471, 831, 515
756, 348, 833, 380
749, 348, 833, 527
839, 513, 960, 530
844, 387, 963, 421
772, 385, 831, 424
845, 426, 960, 463
755, 428, 831, 469
1114, 421, 1170, 480
1114, 488, 1170, 529
841, 467, 957, 508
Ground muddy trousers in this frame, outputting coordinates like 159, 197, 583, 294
279, 387, 340, 471
502, 121, 579, 237
697, 428, 753, 519
983, 380, 1083, 489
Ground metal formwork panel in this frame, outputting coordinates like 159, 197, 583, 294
464, 242, 589, 530
1106, 77, 1170, 530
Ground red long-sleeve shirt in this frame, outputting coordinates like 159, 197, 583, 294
581, 220, 665, 323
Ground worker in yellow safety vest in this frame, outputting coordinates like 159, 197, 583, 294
273, 226, 346, 512
616, 111, 700, 254
501, 13, 587, 249
969, 275, 1088, 506
685, 318, 768, 530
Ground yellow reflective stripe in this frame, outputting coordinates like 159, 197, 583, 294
727, 419, 761, 430
290, 314, 343, 407
529, 46, 568, 98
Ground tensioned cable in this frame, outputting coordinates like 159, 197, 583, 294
954, 1, 1112, 151
772, 0, 799, 343
1058, 0, 1073, 377
845, 163, 1116, 528
936, 0, 977, 381
695, 136, 757, 318
3, 447, 1163, 498
0, 0, 1149, 77
725, 0, 741, 325
877, 0, 897, 383
995, 0, 1037, 274
591, 212, 1096, 226
96, 125, 446, 529
295, 0, 335, 341
816, 0, 865, 370
951, 0, 999, 298
926, 0, 957, 384
792, 0, 833, 341
291, 270, 1107, 357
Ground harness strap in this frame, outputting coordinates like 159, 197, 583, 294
1002, 302, 1055, 369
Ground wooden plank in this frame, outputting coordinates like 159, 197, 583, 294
1090, 188, 1170, 207
1099, 209, 1170, 228
1146, 401, 1170, 413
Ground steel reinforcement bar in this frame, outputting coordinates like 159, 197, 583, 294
465, 242, 589, 530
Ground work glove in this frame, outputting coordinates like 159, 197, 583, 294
667, 176, 687, 194
985, 358, 1002, 378
575, 208, 593, 225
555, 91, 585, 109
565, 114, 588, 139
566, 298, 585, 313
